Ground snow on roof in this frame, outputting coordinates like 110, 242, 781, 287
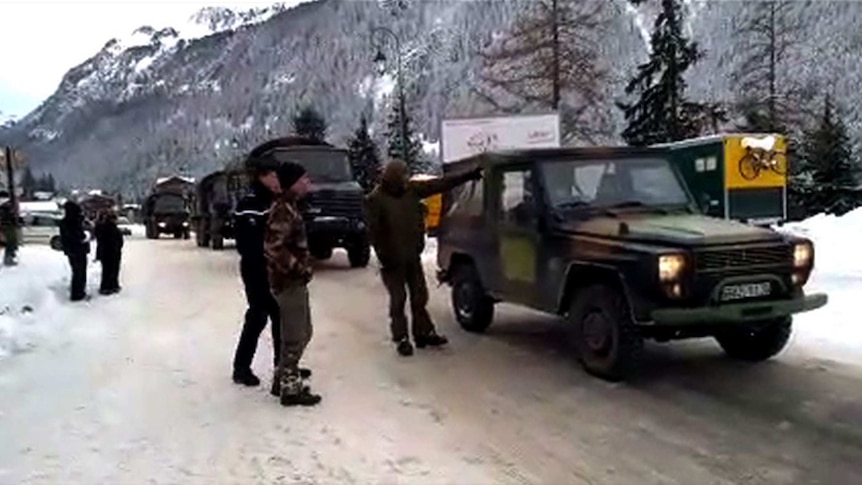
19, 201, 61, 214
156, 175, 196, 185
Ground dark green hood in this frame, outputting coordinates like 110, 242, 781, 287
559, 213, 782, 246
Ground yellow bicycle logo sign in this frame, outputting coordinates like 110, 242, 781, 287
738, 135, 787, 180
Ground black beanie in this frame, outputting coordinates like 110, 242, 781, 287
277, 161, 307, 190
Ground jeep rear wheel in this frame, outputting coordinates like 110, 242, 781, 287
569, 285, 642, 382
715, 317, 792, 361
451, 263, 494, 333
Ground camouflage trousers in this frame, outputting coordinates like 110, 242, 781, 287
274, 285, 313, 396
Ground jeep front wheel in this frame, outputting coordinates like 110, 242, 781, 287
715, 317, 792, 361
451, 263, 494, 333
569, 285, 642, 382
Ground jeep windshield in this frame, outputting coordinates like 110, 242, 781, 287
272, 149, 353, 183
541, 158, 691, 214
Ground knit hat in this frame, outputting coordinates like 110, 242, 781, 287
277, 161, 307, 190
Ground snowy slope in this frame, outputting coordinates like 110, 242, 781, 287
780, 209, 862, 355
0, 247, 70, 359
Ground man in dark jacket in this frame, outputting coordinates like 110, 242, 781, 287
94, 210, 124, 295
59, 201, 90, 301
231, 156, 285, 387
365, 159, 482, 356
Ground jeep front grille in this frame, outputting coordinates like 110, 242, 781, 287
695, 244, 791, 272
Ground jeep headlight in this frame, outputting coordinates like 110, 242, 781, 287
158, 222, 167, 228
793, 241, 812, 268
659, 254, 685, 282
792, 240, 814, 287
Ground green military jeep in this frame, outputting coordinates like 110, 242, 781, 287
435, 147, 828, 381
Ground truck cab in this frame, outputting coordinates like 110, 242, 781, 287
257, 141, 371, 268
436, 147, 827, 381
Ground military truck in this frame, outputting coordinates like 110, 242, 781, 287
143, 191, 191, 239
192, 167, 247, 250
657, 133, 788, 225
247, 137, 371, 267
435, 147, 828, 382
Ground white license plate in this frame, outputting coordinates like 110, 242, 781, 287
720, 282, 772, 301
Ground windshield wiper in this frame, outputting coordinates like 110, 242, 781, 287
606, 200, 669, 214
553, 200, 616, 219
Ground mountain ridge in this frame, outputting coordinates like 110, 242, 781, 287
1, 0, 859, 197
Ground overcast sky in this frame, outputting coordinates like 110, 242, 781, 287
0, 1, 289, 118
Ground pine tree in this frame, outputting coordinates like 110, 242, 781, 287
618, 0, 725, 146
20, 167, 36, 199
475, 0, 609, 141
386, 97, 425, 174
291, 105, 328, 142
722, 0, 803, 133
347, 115, 382, 193
800, 96, 860, 216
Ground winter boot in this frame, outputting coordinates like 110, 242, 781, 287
396, 338, 414, 357
415, 332, 448, 349
281, 387, 322, 407
232, 369, 261, 387
270, 368, 312, 397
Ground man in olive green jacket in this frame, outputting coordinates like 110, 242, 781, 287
365, 159, 482, 356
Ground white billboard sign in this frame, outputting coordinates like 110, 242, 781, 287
440, 113, 561, 164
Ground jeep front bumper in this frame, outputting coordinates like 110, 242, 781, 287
649, 293, 828, 326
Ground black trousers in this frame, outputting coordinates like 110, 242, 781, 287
381, 258, 435, 342
233, 271, 282, 372
100, 254, 121, 292
68, 252, 88, 301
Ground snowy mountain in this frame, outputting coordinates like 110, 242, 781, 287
0, 0, 859, 197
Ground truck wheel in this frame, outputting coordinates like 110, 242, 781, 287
715, 317, 792, 361
145, 225, 158, 239
347, 240, 371, 268
451, 263, 494, 333
212, 235, 224, 250
569, 284, 642, 382
183, 229, 190, 240
311, 247, 333, 261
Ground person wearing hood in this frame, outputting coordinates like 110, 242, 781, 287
59, 201, 91, 301
231, 155, 287, 388
365, 159, 482, 356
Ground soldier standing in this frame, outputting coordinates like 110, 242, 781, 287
365, 159, 482, 356
231, 156, 285, 387
59, 201, 91, 301
265, 161, 320, 406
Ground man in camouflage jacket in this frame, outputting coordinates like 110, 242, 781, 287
264, 161, 321, 407
365, 159, 482, 356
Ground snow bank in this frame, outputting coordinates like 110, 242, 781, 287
778, 208, 862, 354
0, 247, 69, 360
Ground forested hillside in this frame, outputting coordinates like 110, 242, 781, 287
0, 0, 859, 201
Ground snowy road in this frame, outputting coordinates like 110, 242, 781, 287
2, 238, 862, 484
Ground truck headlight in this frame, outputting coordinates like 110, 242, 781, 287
158, 222, 167, 228
182, 221, 190, 227
659, 254, 685, 282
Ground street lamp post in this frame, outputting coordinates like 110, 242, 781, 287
371, 26, 409, 166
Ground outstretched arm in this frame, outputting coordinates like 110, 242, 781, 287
409, 167, 482, 199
